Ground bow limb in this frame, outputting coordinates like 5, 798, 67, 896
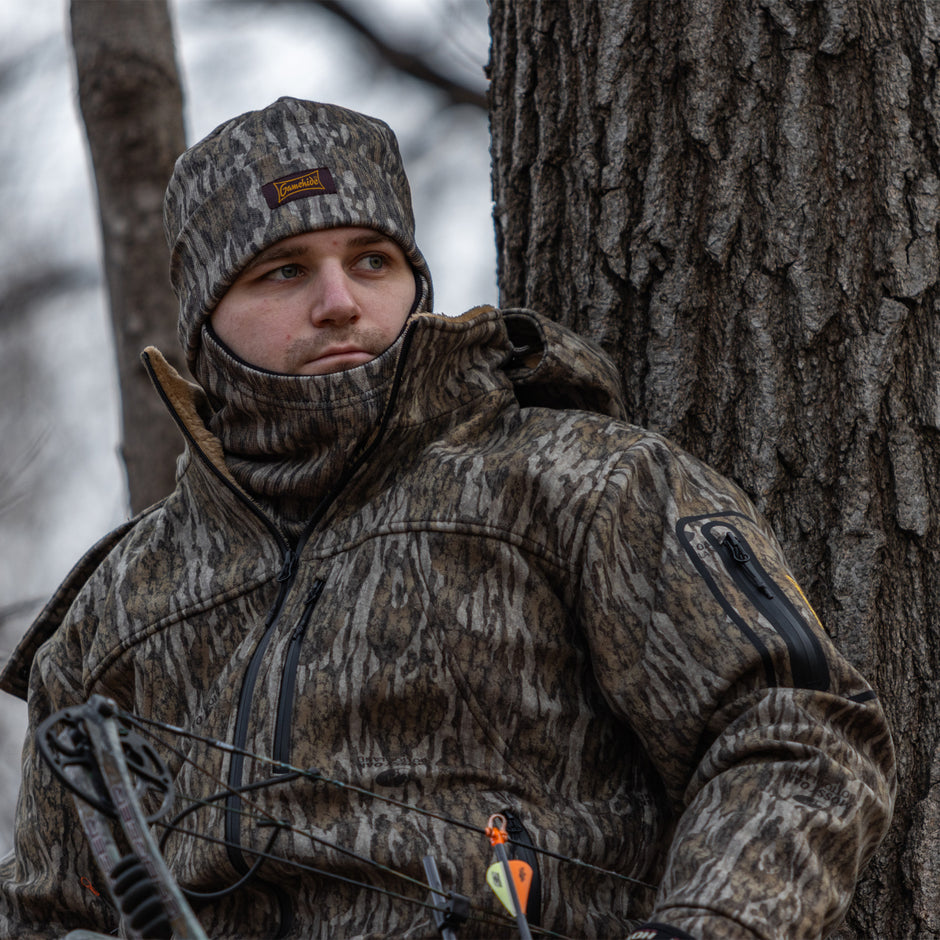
40, 695, 208, 940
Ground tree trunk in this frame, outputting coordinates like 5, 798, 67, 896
489, 1, 940, 936
70, 0, 186, 513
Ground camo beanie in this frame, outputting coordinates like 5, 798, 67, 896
163, 97, 433, 374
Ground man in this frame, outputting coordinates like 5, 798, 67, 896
0, 97, 894, 939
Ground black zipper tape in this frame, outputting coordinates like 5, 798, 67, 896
273, 579, 326, 771
224, 566, 295, 875
215, 321, 418, 895
707, 524, 829, 692
676, 512, 777, 688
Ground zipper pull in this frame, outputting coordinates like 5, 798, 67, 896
291, 582, 325, 641
277, 549, 298, 583
722, 532, 774, 598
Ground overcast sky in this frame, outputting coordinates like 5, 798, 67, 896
0, 0, 495, 853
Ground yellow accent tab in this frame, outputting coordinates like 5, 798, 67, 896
785, 575, 826, 633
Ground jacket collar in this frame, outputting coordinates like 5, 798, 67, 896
0, 308, 625, 701
144, 305, 626, 466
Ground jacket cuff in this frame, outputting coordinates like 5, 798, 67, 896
627, 924, 697, 940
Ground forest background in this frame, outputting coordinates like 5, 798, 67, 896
0, 0, 494, 847
3, 1, 939, 937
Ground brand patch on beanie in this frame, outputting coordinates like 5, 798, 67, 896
261, 166, 337, 209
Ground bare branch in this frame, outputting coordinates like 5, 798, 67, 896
0, 265, 98, 331
308, 0, 488, 110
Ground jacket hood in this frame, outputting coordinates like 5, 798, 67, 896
500, 308, 628, 420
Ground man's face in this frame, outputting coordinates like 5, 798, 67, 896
211, 227, 417, 375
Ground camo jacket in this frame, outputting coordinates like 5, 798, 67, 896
0, 307, 895, 939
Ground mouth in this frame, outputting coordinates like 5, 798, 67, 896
303, 346, 374, 374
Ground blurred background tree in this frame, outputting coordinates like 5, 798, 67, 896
71, 0, 186, 510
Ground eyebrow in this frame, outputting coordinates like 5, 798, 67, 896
346, 232, 393, 248
243, 231, 396, 272
244, 243, 306, 270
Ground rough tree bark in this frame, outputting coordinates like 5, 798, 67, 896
70, 0, 186, 512
489, 1, 939, 937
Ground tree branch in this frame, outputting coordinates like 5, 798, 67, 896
0, 265, 97, 330
308, 0, 488, 110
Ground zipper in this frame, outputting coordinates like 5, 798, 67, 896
215, 321, 420, 875
714, 527, 830, 692
273, 579, 326, 772
224, 555, 297, 874
502, 811, 542, 928
144, 323, 420, 885
142, 351, 299, 876
721, 531, 772, 597
143, 336, 417, 927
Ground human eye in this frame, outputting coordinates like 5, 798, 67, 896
268, 263, 302, 281
357, 253, 387, 273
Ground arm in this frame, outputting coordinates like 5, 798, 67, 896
0, 593, 120, 939
578, 434, 895, 940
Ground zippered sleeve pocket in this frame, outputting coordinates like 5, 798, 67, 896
676, 512, 830, 692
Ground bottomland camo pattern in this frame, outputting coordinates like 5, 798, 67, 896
0, 308, 894, 939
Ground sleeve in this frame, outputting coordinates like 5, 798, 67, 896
577, 433, 896, 940
0, 590, 120, 939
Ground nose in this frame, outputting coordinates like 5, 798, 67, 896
308, 261, 359, 327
